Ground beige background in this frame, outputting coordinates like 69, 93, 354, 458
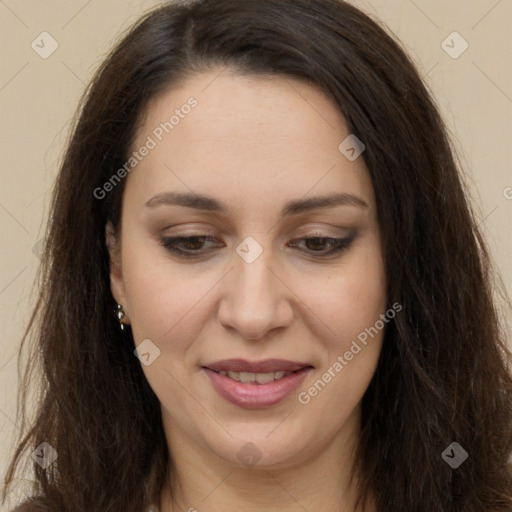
1, 0, 511, 505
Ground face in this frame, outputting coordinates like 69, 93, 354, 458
107, 68, 387, 470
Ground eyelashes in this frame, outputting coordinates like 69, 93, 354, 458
160, 235, 220, 256
159, 232, 356, 259
290, 235, 354, 256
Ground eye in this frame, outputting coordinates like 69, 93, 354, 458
160, 231, 355, 258
288, 234, 355, 257
160, 234, 220, 257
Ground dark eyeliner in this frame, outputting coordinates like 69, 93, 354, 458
160, 232, 355, 258
160, 235, 219, 257
289, 233, 355, 257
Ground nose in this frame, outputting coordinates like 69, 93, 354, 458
217, 244, 293, 341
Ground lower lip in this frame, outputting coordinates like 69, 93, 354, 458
203, 367, 312, 409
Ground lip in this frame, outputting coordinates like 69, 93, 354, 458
202, 359, 313, 409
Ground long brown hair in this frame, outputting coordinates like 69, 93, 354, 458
3, 0, 512, 510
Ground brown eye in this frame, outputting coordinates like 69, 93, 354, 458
290, 236, 354, 256
160, 235, 220, 256
160, 233, 356, 259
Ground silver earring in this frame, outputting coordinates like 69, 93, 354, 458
116, 304, 126, 330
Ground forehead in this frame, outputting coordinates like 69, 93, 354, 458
140, 69, 346, 149
126, 68, 375, 212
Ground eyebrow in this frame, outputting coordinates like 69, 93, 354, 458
145, 191, 369, 216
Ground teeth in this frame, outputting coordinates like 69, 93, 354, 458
239, 371, 256, 383
255, 372, 275, 384
219, 370, 295, 383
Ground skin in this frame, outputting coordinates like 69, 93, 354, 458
107, 67, 386, 512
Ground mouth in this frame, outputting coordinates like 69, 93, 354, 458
203, 358, 312, 384
202, 359, 314, 408
207, 368, 304, 384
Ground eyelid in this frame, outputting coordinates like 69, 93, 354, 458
161, 224, 351, 238
159, 230, 357, 259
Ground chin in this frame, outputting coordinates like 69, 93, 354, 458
202, 420, 321, 470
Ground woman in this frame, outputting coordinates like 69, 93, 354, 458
3, 0, 512, 510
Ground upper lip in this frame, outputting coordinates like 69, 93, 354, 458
203, 359, 312, 373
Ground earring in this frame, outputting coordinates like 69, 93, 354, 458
115, 303, 126, 331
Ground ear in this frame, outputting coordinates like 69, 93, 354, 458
105, 221, 130, 325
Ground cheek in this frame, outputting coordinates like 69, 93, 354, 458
300, 235, 387, 347
120, 233, 188, 345
123, 259, 206, 347
121, 246, 206, 400
295, 236, 387, 404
